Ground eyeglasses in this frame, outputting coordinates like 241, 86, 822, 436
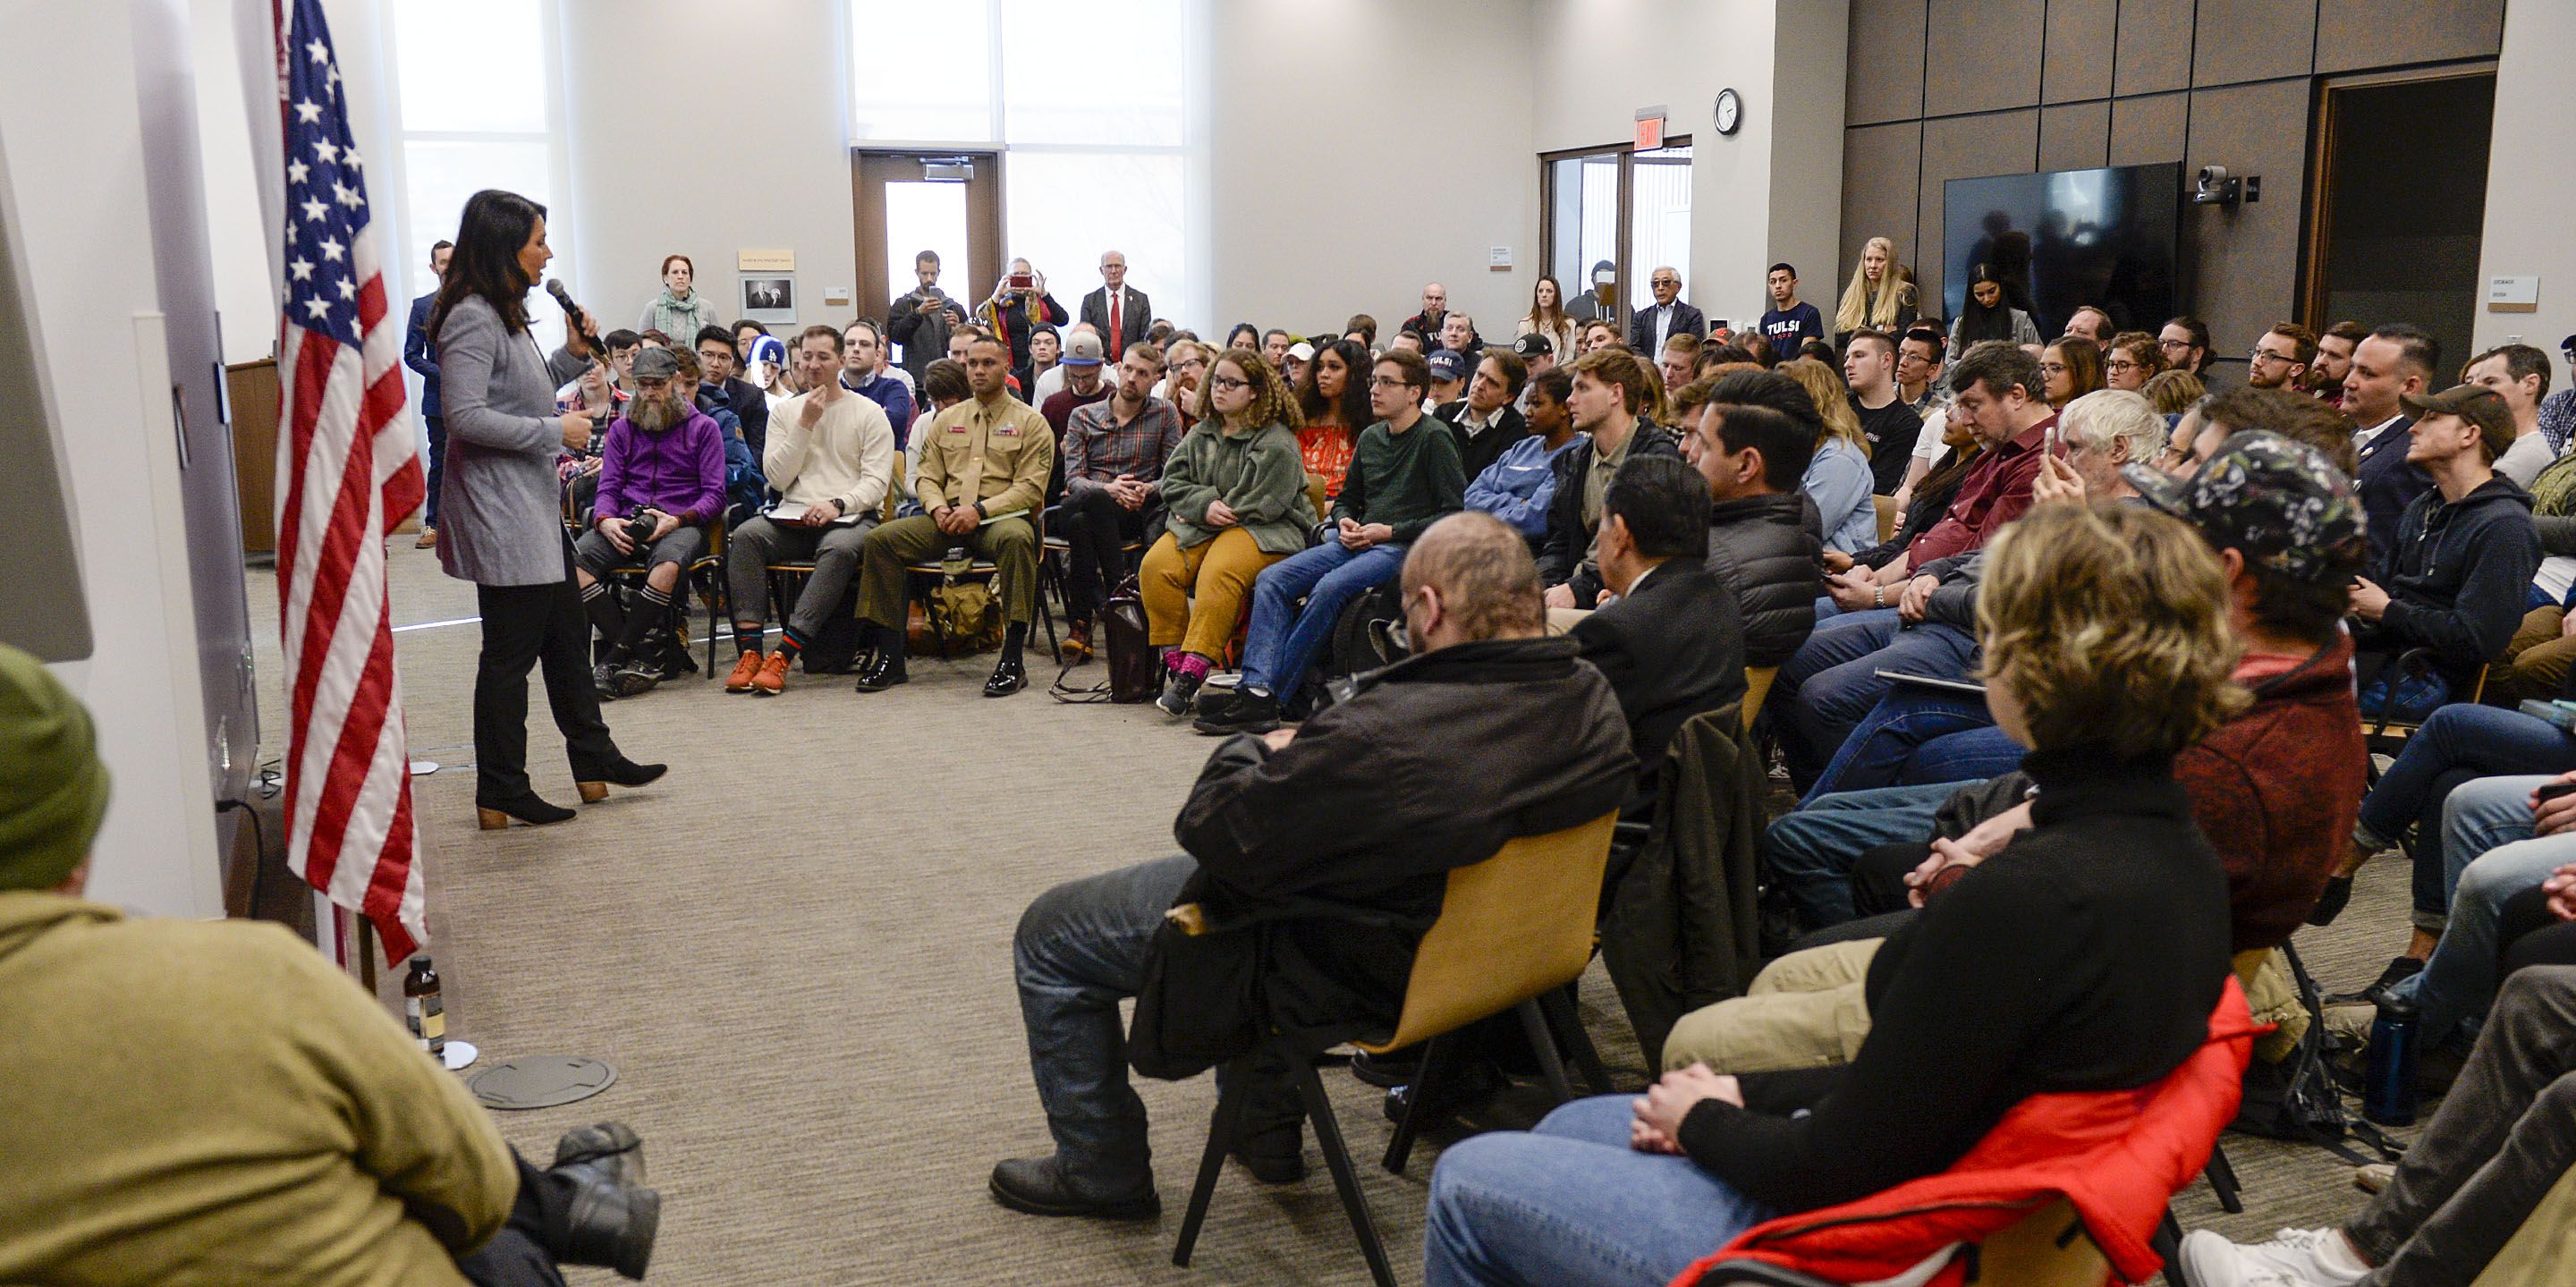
2106, 358, 2142, 373
2249, 347, 2296, 365
2158, 338, 2193, 352
1208, 376, 1251, 392
2038, 361, 2068, 375
1367, 376, 1415, 389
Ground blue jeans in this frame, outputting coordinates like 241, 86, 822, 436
1424, 1095, 1774, 1287
2396, 776, 2576, 1045
2356, 704, 2576, 921
1805, 682, 2010, 804
1765, 782, 1965, 928
1777, 611, 1980, 791
1012, 854, 1199, 1195
1239, 540, 1407, 697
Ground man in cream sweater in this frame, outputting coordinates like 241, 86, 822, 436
722, 323, 898, 695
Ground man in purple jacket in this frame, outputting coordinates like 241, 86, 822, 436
572, 345, 726, 698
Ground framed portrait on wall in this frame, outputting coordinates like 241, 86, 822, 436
740, 275, 795, 325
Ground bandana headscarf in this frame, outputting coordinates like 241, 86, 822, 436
0, 644, 110, 891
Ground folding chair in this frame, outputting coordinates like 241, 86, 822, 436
1170, 811, 1622, 1287
904, 511, 1057, 659
1742, 665, 1779, 732
1871, 495, 1899, 546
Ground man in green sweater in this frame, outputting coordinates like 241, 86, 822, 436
0, 645, 659, 1285
1198, 348, 1466, 733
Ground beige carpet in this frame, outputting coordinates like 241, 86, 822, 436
241, 546, 2424, 1285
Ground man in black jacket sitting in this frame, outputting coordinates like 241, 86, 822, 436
1573, 454, 1746, 813
993, 512, 1636, 1221
1676, 369, 1827, 668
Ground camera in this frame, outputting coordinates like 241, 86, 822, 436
623, 512, 658, 546
2191, 165, 2246, 207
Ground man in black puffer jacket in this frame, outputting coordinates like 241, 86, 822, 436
1538, 349, 1683, 607
1678, 369, 1827, 667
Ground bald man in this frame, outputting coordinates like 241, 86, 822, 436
993, 512, 1637, 1221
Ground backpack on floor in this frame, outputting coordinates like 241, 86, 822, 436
2230, 942, 2399, 1162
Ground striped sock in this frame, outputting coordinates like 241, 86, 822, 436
777, 626, 809, 659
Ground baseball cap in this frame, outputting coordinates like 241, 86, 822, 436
1428, 350, 1468, 382
1286, 341, 1315, 362
2401, 384, 2515, 459
1061, 332, 1106, 366
2123, 429, 2368, 583
1513, 333, 1555, 358
747, 334, 787, 369
630, 346, 681, 380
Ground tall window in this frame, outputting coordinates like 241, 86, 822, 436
386, 0, 564, 344
848, 0, 1198, 329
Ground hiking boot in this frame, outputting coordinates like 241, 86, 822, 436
751, 651, 791, 695
1058, 618, 1093, 662
553, 1122, 646, 1190
1156, 666, 1205, 717
725, 651, 763, 692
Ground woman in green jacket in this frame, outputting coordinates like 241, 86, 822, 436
1143, 347, 1318, 716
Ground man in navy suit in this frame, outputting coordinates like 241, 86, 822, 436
402, 240, 452, 547
2343, 323, 2440, 566
1628, 266, 1707, 356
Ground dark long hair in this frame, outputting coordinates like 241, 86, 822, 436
1953, 262, 2021, 346
428, 189, 547, 341
1298, 337, 1372, 435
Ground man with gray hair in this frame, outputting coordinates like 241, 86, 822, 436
992, 512, 1635, 1221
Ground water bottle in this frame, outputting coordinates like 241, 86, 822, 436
403, 955, 446, 1060
2363, 993, 2419, 1126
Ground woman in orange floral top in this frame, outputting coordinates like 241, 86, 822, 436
1295, 337, 1370, 500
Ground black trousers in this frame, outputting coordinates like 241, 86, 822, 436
473, 543, 616, 801
452, 1156, 571, 1287
424, 416, 446, 528
1058, 487, 1148, 618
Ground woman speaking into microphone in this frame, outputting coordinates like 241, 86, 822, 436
429, 189, 663, 828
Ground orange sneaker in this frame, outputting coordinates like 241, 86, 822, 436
752, 651, 792, 695
724, 651, 764, 692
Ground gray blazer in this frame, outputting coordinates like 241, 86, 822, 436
435, 292, 571, 587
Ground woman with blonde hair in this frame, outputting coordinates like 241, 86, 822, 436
1423, 500, 2241, 1287
1780, 357, 1879, 554
1834, 236, 1918, 342
2105, 331, 2162, 392
1140, 348, 1318, 717
2143, 368, 2207, 417
1516, 274, 1579, 362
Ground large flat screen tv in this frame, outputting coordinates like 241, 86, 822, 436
1942, 162, 2180, 341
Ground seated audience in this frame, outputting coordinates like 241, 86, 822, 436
1055, 342, 1182, 658
2309, 319, 2369, 409
1196, 350, 1465, 733
1779, 358, 1877, 554
1659, 332, 1704, 396
1162, 337, 1209, 430
1943, 263, 2040, 384
692, 326, 769, 455
1842, 329, 1922, 495
906, 357, 970, 504
1296, 337, 1368, 502
2182, 966, 2576, 1287
1437, 350, 1530, 482
1423, 501, 2239, 1286
995, 515, 1632, 1217
0, 648, 663, 1284
1674, 370, 1826, 668
853, 333, 1054, 699
2347, 384, 2539, 722
1426, 349, 1470, 410
1142, 351, 1318, 716
2465, 342, 2557, 487
1579, 318, 1622, 357
2344, 323, 2442, 565
2104, 329, 2162, 393
722, 326, 897, 694
837, 318, 917, 448
2060, 304, 2114, 346
2161, 315, 2216, 377
1537, 348, 1683, 608
572, 346, 725, 699
2494, 445, 2576, 702
2038, 335, 2104, 410
2246, 321, 2317, 393
2144, 368, 2207, 417
1571, 454, 1747, 810
1464, 367, 1582, 542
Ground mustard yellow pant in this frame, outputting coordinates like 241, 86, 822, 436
1140, 528, 1289, 660
2496, 606, 2576, 705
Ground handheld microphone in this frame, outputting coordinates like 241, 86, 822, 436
544, 278, 603, 352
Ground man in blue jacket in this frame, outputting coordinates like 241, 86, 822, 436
402, 240, 452, 547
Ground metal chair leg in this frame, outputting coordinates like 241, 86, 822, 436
2204, 1140, 2244, 1214
1540, 984, 1615, 1095
1296, 1061, 1398, 1287
1380, 1032, 1449, 1175
1518, 998, 1578, 1105
1173, 1054, 1253, 1268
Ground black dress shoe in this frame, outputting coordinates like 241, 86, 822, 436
2308, 875, 2355, 926
987, 1156, 1159, 1221
554, 1121, 645, 1189
854, 651, 909, 692
477, 792, 576, 830
546, 1166, 660, 1281
984, 654, 1028, 698
1350, 1048, 1423, 1089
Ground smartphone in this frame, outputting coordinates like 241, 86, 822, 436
1008, 272, 1034, 291
2044, 419, 2064, 457
2538, 781, 2576, 803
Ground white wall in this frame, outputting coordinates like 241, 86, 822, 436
3, 1, 225, 917
1531, 0, 1848, 334
1204, 0, 1539, 341
192, 0, 277, 365
2473, 0, 2576, 359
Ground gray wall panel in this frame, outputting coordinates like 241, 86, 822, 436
2038, 100, 2111, 171
2114, 0, 2198, 97
1924, 0, 2046, 117
2316, 0, 2504, 73
1917, 109, 2040, 310
2193, 0, 2318, 87
1842, 121, 1927, 286
2041, 0, 2118, 102
2108, 91, 2190, 166
1845, 0, 1929, 126
2182, 79, 2314, 377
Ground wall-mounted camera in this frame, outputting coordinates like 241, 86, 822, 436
2192, 165, 2259, 207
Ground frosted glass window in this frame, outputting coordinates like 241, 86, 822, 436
1630, 147, 1692, 313
998, 0, 1184, 147
392, 0, 547, 133
1004, 150, 1186, 334
848, 2, 996, 142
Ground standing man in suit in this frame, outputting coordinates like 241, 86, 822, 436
1078, 250, 1150, 363
402, 240, 453, 548
2345, 323, 2441, 566
1628, 266, 1707, 355
1571, 453, 1746, 811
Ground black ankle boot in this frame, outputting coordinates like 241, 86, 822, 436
545, 1164, 659, 1281
477, 792, 576, 830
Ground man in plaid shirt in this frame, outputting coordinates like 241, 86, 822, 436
1059, 342, 1184, 658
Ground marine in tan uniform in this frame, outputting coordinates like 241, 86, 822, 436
854, 332, 1055, 697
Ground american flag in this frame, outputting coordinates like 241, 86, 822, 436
275, 0, 427, 965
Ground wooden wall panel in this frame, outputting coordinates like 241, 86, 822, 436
2107, 91, 2190, 166
2040, 0, 2118, 103
2114, 0, 2197, 97
2038, 100, 2111, 172
2315, 0, 2504, 73
1845, 0, 1929, 126
2192, 0, 2318, 87
1923, 0, 2046, 117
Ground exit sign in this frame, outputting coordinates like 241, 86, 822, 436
1634, 106, 1665, 150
